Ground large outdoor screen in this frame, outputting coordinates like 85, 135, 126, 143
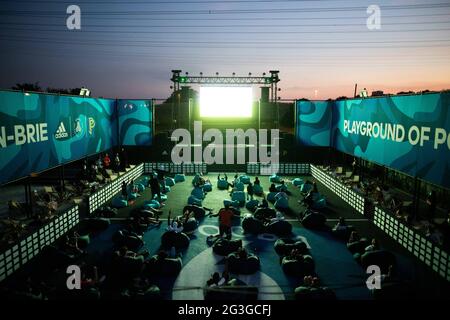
199, 86, 253, 118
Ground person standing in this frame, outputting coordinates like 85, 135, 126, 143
121, 181, 128, 200
149, 176, 161, 201
247, 182, 254, 200
114, 153, 121, 173
208, 204, 234, 240
103, 153, 111, 169
426, 190, 437, 222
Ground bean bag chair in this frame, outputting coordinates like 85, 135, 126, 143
267, 192, 277, 203
242, 215, 264, 234
347, 239, 370, 255
311, 196, 326, 210
245, 199, 260, 212
146, 255, 183, 276
269, 174, 282, 183
217, 179, 229, 190
128, 192, 138, 200
292, 178, 303, 187
276, 184, 288, 192
191, 187, 205, 199
212, 238, 242, 256
182, 217, 199, 235
239, 175, 251, 184
131, 209, 155, 219
332, 226, 355, 241
134, 285, 162, 301
300, 183, 313, 194
77, 234, 90, 248
165, 177, 175, 187
223, 199, 240, 209
274, 238, 308, 256
112, 196, 128, 208
183, 205, 206, 220
203, 183, 212, 192
254, 207, 276, 220
265, 220, 292, 236
231, 207, 241, 218
231, 191, 246, 205
79, 218, 111, 233
174, 174, 185, 183
227, 253, 260, 274
94, 206, 117, 218
143, 199, 161, 209
136, 183, 145, 193
253, 184, 263, 195
204, 279, 258, 301
164, 186, 171, 193
112, 230, 144, 250
275, 197, 289, 210
282, 255, 315, 276
161, 231, 190, 250
188, 195, 202, 206
234, 182, 245, 192
301, 211, 326, 230
360, 250, 396, 274
294, 286, 336, 300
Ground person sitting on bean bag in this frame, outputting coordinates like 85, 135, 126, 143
254, 207, 273, 220
113, 229, 144, 250
227, 247, 260, 275
264, 211, 285, 226
276, 181, 288, 192
258, 197, 269, 209
299, 180, 314, 194
212, 238, 243, 256
295, 276, 336, 300
183, 204, 209, 220
269, 183, 277, 193
332, 217, 354, 240
146, 250, 183, 276
275, 196, 289, 211
113, 246, 146, 273
253, 183, 263, 196
292, 178, 303, 187
166, 210, 184, 233
301, 182, 319, 207
346, 231, 370, 255
365, 238, 380, 253
300, 209, 326, 230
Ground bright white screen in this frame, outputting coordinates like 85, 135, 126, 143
199, 87, 253, 117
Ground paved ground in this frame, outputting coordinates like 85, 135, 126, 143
104, 172, 450, 298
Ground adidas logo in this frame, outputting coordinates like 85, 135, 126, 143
54, 122, 69, 139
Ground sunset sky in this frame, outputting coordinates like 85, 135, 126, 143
0, 0, 449, 100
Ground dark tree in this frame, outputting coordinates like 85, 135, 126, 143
11, 82, 42, 92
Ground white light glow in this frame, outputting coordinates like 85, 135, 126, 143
200, 86, 253, 118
